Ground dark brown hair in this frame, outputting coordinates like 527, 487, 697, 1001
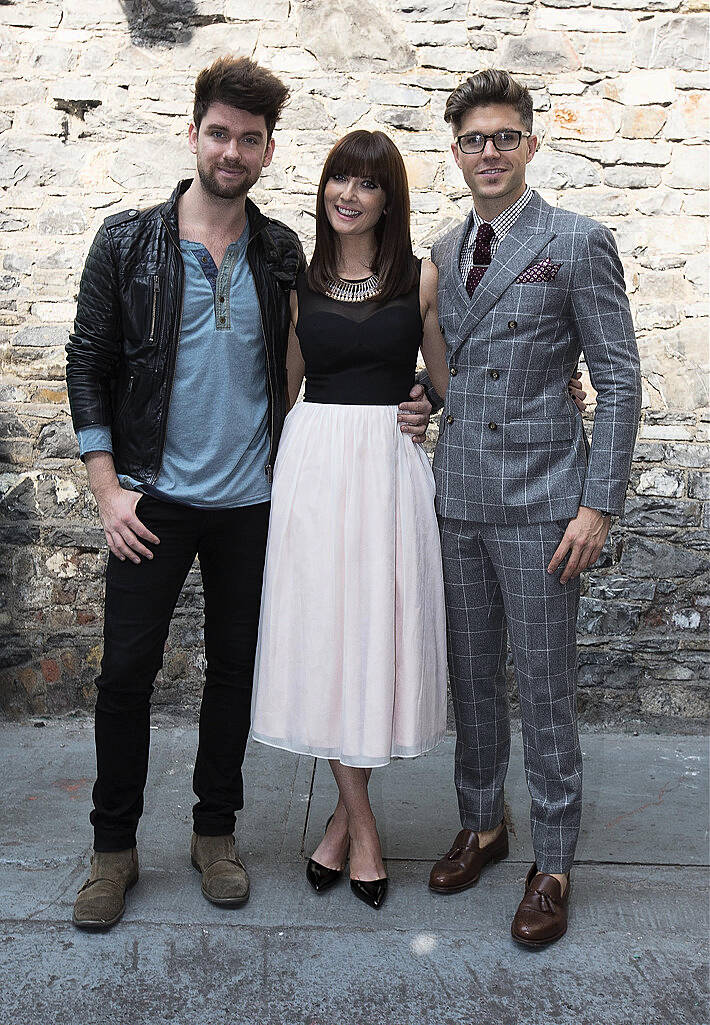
308, 131, 419, 303
445, 69, 533, 134
193, 56, 289, 141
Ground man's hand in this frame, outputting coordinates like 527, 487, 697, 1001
96, 485, 159, 563
547, 506, 610, 583
569, 370, 587, 413
398, 384, 432, 445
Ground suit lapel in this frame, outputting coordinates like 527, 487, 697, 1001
441, 215, 472, 324
453, 192, 556, 350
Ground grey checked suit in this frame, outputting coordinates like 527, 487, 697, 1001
429, 190, 641, 872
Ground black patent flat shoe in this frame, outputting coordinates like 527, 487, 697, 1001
306, 857, 342, 893
350, 876, 388, 909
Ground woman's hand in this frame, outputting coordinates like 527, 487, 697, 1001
569, 370, 587, 413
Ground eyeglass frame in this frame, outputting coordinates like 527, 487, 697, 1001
455, 130, 532, 155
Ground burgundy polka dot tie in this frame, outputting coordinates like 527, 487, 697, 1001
465, 222, 494, 297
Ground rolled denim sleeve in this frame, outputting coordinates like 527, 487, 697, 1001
77, 425, 113, 459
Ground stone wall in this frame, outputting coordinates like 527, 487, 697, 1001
0, 0, 708, 724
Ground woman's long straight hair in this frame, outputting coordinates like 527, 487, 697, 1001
308, 130, 419, 303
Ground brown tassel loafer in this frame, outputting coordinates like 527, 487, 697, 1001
428, 824, 508, 894
511, 863, 570, 947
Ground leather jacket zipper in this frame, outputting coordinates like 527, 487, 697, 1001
155, 213, 185, 483
246, 227, 275, 483
148, 275, 160, 344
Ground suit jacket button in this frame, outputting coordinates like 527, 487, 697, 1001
508, 320, 517, 330
446, 414, 454, 424
488, 421, 497, 431
450, 367, 457, 376
490, 369, 500, 380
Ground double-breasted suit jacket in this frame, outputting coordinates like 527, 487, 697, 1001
432, 190, 642, 526
429, 191, 642, 871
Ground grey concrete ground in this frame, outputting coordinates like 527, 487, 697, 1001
1, 719, 708, 1025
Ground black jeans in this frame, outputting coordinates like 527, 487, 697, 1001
90, 495, 270, 851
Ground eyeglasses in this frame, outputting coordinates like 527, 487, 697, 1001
456, 130, 531, 154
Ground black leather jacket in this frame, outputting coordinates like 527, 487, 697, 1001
66, 179, 305, 483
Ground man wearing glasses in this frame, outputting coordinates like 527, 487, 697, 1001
423, 69, 641, 946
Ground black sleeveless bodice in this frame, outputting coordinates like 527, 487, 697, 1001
295, 269, 422, 405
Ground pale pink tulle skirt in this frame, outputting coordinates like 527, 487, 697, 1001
251, 401, 448, 768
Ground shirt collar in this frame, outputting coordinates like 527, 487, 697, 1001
469, 185, 533, 241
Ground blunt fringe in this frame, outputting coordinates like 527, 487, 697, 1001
193, 56, 289, 140
308, 131, 419, 304
444, 69, 533, 133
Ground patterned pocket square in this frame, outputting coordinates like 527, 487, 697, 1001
516, 257, 562, 283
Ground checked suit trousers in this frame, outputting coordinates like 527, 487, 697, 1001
439, 516, 583, 874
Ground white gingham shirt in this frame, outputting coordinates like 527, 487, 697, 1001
460, 186, 533, 283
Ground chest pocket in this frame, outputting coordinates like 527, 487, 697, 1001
122, 272, 165, 370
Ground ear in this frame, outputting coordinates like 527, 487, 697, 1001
451, 139, 463, 170
262, 137, 275, 169
526, 134, 538, 163
188, 122, 198, 156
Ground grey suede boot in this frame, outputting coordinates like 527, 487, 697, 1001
72, 848, 139, 930
191, 833, 250, 907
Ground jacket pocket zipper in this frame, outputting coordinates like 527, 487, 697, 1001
148, 275, 160, 344
116, 374, 135, 421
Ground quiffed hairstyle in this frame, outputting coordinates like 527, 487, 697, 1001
308, 131, 419, 304
193, 56, 290, 140
444, 69, 534, 134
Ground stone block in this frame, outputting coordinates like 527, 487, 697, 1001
406, 21, 467, 44
416, 46, 479, 72
366, 82, 429, 107
664, 92, 710, 142
620, 536, 709, 577
376, 107, 431, 131
587, 575, 656, 601
296, 0, 416, 72
578, 596, 640, 635
499, 31, 582, 73
620, 105, 668, 139
37, 422, 79, 460
402, 154, 440, 188
664, 145, 710, 190
37, 207, 88, 237
688, 472, 710, 499
634, 15, 710, 72
537, 6, 632, 29
635, 468, 685, 497
395, 0, 469, 20
633, 188, 683, 215
11, 326, 67, 349
225, 0, 289, 18
604, 166, 661, 189
667, 441, 710, 468
557, 188, 631, 217
576, 33, 633, 72
577, 650, 640, 691
549, 97, 620, 140
639, 685, 707, 720
476, 0, 530, 17
0, 1, 62, 28
527, 151, 601, 189
0, 213, 29, 232
604, 70, 676, 106
621, 496, 701, 528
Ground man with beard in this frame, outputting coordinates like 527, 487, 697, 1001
66, 55, 433, 929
